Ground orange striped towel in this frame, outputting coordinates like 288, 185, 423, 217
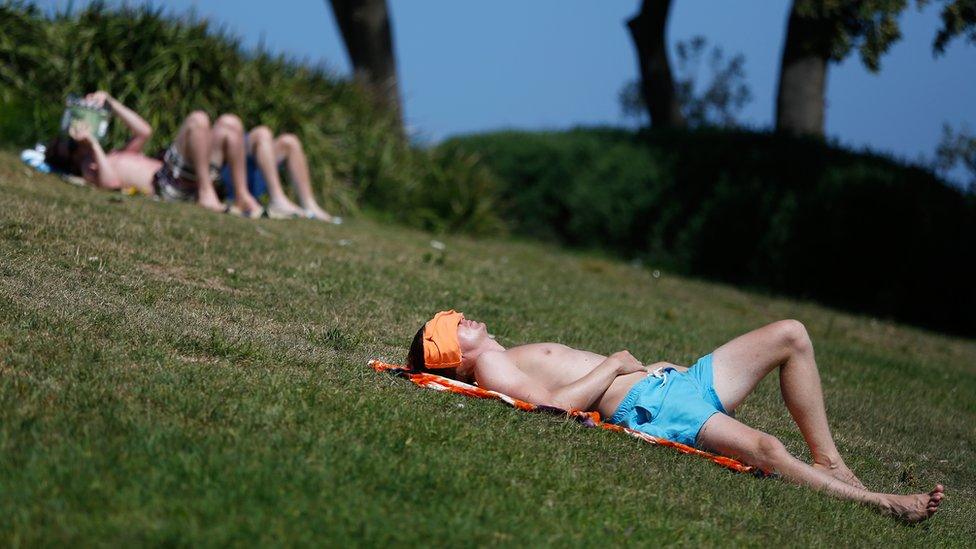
370, 360, 764, 476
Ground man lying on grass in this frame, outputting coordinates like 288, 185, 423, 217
406, 311, 944, 522
45, 91, 264, 217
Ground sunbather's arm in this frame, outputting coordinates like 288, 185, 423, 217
72, 125, 121, 190
549, 351, 650, 410
86, 91, 153, 153
475, 351, 646, 411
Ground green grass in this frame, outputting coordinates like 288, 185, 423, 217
1, 150, 974, 546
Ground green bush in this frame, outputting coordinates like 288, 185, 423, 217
0, 1, 502, 234
442, 127, 976, 336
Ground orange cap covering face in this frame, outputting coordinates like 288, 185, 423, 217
423, 310, 464, 369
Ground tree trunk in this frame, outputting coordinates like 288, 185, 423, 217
328, 0, 403, 127
775, 1, 831, 136
626, 0, 685, 129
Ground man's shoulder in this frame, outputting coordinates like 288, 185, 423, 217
476, 349, 513, 367
472, 350, 533, 394
472, 350, 521, 381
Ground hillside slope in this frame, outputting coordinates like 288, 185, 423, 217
1, 152, 973, 545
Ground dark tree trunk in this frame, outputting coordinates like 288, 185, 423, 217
626, 0, 685, 129
328, 0, 403, 127
776, 1, 832, 136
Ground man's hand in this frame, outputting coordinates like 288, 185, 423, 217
68, 121, 95, 144
84, 91, 111, 109
609, 350, 648, 375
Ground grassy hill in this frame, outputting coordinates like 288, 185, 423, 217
1, 150, 974, 545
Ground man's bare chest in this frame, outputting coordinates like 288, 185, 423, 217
509, 344, 607, 387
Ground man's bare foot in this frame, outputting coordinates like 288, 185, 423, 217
197, 192, 225, 212
230, 196, 263, 218
304, 203, 342, 224
267, 198, 305, 219
880, 484, 944, 523
814, 458, 865, 490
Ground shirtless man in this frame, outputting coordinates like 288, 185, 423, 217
45, 91, 263, 217
406, 310, 945, 523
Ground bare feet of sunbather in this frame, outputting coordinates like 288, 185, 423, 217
267, 197, 306, 219
304, 203, 341, 223
879, 484, 944, 523
197, 188, 225, 212
232, 195, 264, 217
813, 458, 865, 490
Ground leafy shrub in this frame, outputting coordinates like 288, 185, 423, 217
0, 1, 502, 234
443, 127, 976, 336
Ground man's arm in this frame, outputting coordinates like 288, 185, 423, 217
85, 91, 153, 153
72, 124, 121, 190
474, 350, 647, 411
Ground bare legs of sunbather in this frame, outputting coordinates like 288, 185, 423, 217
696, 320, 944, 522
248, 126, 339, 222
212, 114, 263, 217
172, 111, 223, 212
708, 320, 863, 486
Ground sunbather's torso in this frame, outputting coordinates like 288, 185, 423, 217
501, 343, 648, 418
107, 151, 161, 194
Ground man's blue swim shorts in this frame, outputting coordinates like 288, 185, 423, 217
607, 354, 729, 447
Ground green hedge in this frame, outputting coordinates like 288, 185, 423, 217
0, 2, 502, 234
442, 128, 976, 336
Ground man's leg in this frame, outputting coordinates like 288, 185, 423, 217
697, 414, 943, 522
274, 133, 338, 222
211, 114, 261, 216
709, 320, 863, 488
247, 126, 304, 217
173, 111, 222, 212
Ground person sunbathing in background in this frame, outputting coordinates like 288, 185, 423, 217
45, 91, 263, 217
216, 120, 341, 222
406, 310, 945, 523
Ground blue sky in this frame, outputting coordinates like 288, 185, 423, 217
40, 0, 976, 183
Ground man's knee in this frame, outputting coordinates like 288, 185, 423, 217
215, 113, 244, 131
774, 319, 812, 354
185, 110, 211, 130
276, 133, 301, 151
250, 125, 274, 144
754, 433, 790, 468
